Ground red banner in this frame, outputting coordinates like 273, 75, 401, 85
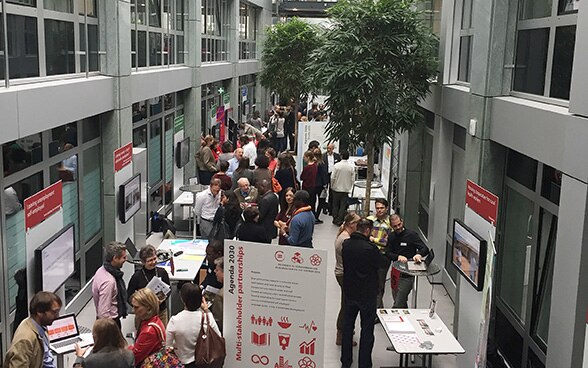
24, 181, 63, 231
465, 180, 499, 225
114, 142, 133, 172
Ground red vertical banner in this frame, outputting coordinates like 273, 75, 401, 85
217, 106, 226, 142
24, 181, 63, 231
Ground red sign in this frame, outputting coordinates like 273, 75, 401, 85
24, 181, 63, 231
465, 180, 499, 224
114, 142, 133, 172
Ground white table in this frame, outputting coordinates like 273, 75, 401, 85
377, 308, 464, 368
156, 238, 208, 281
173, 191, 194, 206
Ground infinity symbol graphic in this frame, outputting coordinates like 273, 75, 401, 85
251, 354, 270, 365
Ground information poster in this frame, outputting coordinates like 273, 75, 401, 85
224, 241, 327, 368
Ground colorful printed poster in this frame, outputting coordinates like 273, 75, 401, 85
224, 241, 327, 368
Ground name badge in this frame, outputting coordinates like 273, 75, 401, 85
400, 242, 407, 247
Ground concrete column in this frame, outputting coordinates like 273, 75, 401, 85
546, 175, 588, 368
184, 87, 201, 181
398, 127, 423, 229
99, 0, 133, 243
229, 0, 240, 65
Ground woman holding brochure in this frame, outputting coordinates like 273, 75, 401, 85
127, 245, 171, 328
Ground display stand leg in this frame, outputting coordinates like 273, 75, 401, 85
192, 205, 197, 241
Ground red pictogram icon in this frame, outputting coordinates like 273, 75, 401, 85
292, 252, 303, 264
251, 354, 270, 365
298, 356, 316, 368
278, 333, 291, 350
299, 338, 316, 355
299, 321, 318, 333
251, 314, 273, 326
277, 316, 292, 329
275, 251, 285, 262
309, 254, 322, 266
251, 332, 270, 346
275, 356, 292, 368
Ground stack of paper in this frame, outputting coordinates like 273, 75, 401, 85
385, 320, 416, 334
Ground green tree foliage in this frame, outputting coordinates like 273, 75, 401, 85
259, 18, 321, 105
307, 0, 438, 212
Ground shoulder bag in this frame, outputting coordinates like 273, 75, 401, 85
194, 312, 226, 368
140, 322, 184, 368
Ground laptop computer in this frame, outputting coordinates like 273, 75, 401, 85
125, 237, 141, 263
47, 314, 93, 354
407, 249, 435, 271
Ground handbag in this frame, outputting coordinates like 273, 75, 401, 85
291, 167, 300, 190
272, 176, 282, 193
141, 322, 184, 368
194, 312, 226, 368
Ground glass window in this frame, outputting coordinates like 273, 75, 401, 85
540, 165, 561, 205
164, 114, 174, 183
82, 116, 100, 143
458, 36, 472, 83
519, 0, 552, 19
507, 149, 538, 191
498, 188, 534, 321
514, 28, 549, 95
50, 123, 78, 157
0, 14, 5, 82
137, 0, 147, 25
558, 0, 580, 14
5, 172, 43, 311
202, 0, 229, 62
133, 101, 148, 123
150, 0, 162, 27
77, 0, 97, 17
176, 35, 184, 64
45, 0, 74, 13
176, 0, 185, 31
163, 33, 174, 65
45, 20, 75, 76
150, 96, 162, 115
164, 93, 174, 110
149, 31, 161, 66
149, 119, 162, 185
80, 24, 99, 72
2, 133, 43, 176
549, 26, 576, 100
133, 126, 147, 148
453, 124, 466, 150
6, 14, 39, 79
138, 30, 147, 67
7, 0, 36, 5
82, 145, 102, 242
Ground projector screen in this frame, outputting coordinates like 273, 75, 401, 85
35, 224, 75, 292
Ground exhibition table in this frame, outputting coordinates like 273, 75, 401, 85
377, 308, 464, 368
178, 184, 201, 240
157, 238, 208, 281
392, 262, 441, 309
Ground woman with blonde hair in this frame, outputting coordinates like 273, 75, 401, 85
196, 135, 218, 185
334, 212, 361, 346
128, 288, 166, 366
73, 318, 134, 368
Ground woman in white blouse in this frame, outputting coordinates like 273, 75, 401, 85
165, 283, 220, 368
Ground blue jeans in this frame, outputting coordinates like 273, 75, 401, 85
341, 297, 377, 368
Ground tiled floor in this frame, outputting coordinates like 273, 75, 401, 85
73, 216, 459, 368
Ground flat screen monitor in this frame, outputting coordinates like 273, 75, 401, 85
34, 224, 75, 292
451, 219, 487, 291
175, 137, 190, 168
118, 174, 141, 223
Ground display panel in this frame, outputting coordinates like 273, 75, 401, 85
118, 174, 141, 223
34, 224, 76, 292
175, 137, 190, 168
452, 219, 487, 290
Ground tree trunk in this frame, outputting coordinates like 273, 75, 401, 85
364, 136, 375, 215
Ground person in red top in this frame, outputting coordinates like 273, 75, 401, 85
266, 148, 278, 174
128, 288, 165, 366
212, 161, 232, 191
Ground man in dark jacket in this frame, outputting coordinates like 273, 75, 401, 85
256, 179, 279, 241
341, 218, 392, 368
386, 214, 429, 308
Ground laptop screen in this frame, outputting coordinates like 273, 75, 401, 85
47, 314, 80, 343
125, 237, 138, 259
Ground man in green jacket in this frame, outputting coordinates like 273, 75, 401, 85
4, 291, 62, 368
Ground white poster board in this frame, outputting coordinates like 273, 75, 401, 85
380, 143, 392, 199
224, 241, 327, 368
296, 121, 338, 178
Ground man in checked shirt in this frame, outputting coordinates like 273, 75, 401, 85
367, 198, 394, 309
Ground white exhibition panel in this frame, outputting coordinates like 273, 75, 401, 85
224, 241, 327, 368
296, 121, 339, 179
381, 143, 392, 199
26, 209, 65, 303
114, 156, 135, 285
457, 206, 496, 368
